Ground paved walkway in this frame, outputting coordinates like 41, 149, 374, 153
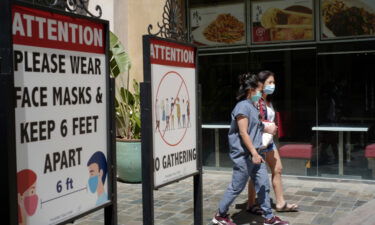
332, 196, 375, 225
73, 170, 375, 225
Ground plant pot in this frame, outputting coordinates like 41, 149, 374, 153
116, 139, 142, 183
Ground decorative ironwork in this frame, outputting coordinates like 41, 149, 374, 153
148, 0, 188, 42
33, 0, 102, 18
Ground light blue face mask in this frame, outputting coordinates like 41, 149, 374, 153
88, 175, 99, 193
264, 84, 275, 95
251, 91, 262, 103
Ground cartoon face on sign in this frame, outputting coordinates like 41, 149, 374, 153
87, 151, 108, 206
17, 169, 38, 225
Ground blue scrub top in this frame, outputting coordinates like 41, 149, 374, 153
228, 99, 263, 159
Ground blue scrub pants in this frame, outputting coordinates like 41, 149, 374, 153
218, 152, 273, 220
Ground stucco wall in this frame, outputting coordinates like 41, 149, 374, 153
89, 0, 114, 31
114, 0, 165, 85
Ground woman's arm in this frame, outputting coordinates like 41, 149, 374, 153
237, 116, 264, 164
264, 122, 277, 135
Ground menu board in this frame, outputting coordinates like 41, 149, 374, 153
190, 2, 245, 46
252, 0, 314, 43
321, 0, 375, 39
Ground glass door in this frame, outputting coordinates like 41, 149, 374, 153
249, 48, 318, 176
316, 43, 375, 180
199, 52, 250, 168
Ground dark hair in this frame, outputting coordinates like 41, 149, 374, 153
236, 73, 259, 101
258, 70, 275, 102
87, 151, 108, 184
257, 70, 275, 84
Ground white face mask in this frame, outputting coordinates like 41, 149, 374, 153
264, 84, 275, 95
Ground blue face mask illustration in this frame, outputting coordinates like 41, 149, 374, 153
251, 91, 262, 103
264, 84, 275, 95
88, 175, 99, 193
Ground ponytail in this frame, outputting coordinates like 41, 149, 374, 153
236, 73, 259, 101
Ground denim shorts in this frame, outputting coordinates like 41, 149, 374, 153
260, 142, 276, 154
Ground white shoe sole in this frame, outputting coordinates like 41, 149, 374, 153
212, 218, 220, 224
264, 222, 289, 225
212, 218, 227, 225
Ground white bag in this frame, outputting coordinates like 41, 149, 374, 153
261, 122, 274, 149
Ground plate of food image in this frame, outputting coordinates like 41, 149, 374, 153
322, 0, 375, 38
259, 5, 313, 41
192, 13, 245, 45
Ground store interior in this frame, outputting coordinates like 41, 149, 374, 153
200, 42, 375, 179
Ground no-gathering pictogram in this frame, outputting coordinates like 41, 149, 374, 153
154, 71, 191, 146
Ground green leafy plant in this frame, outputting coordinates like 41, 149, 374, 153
109, 31, 141, 139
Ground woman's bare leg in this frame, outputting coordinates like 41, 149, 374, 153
247, 179, 257, 208
266, 149, 298, 209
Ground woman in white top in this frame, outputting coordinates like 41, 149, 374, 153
247, 70, 298, 214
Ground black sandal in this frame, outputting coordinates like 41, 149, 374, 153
246, 204, 263, 215
275, 202, 298, 212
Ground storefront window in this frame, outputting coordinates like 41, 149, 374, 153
199, 50, 318, 170
250, 49, 317, 142
316, 43, 375, 179
199, 53, 249, 167
193, 1, 375, 180
249, 49, 318, 177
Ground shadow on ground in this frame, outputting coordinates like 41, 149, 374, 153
231, 201, 264, 225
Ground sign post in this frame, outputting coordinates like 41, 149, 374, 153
2, 1, 117, 224
141, 35, 202, 225
1, 0, 17, 224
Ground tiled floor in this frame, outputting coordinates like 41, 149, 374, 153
73, 170, 375, 225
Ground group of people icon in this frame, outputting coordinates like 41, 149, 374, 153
155, 96, 191, 132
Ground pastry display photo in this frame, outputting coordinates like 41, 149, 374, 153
252, 0, 314, 43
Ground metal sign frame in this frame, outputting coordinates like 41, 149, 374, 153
1, 0, 17, 224
2, 0, 117, 224
141, 34, 202, 225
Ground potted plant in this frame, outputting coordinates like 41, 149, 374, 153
109, 31, 142, 182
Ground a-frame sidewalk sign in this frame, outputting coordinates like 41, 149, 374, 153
141, 34, 203, 225
1, 1, 117, 224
